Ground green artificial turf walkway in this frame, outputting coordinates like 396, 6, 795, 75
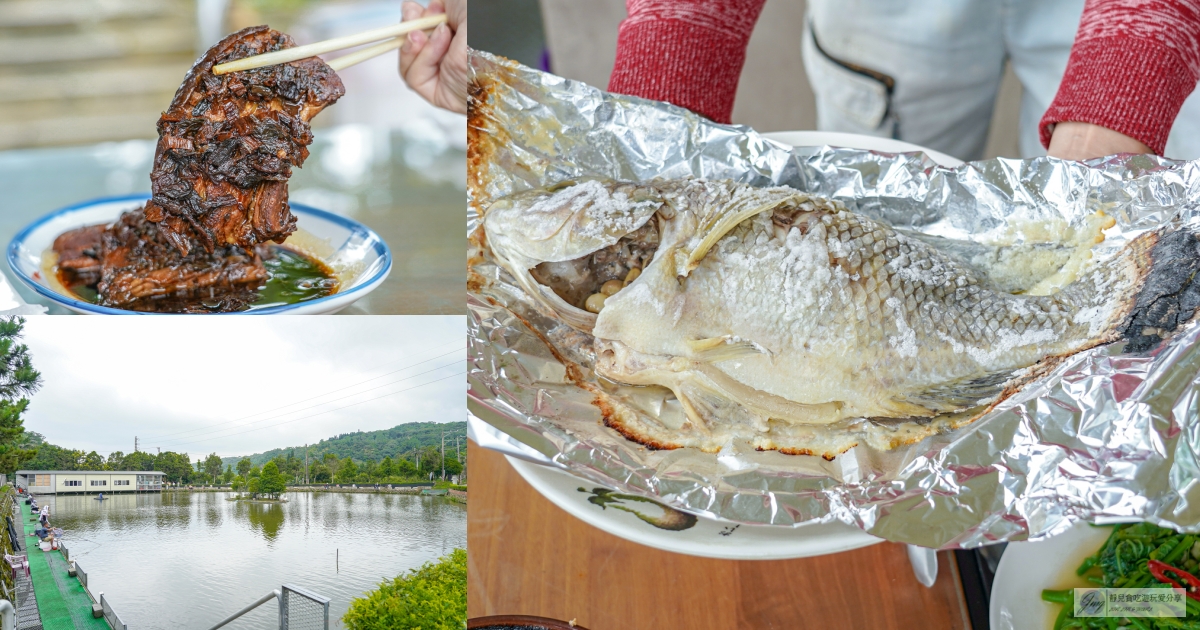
20, 500, 108, 630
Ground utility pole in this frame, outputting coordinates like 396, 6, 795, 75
156, 447, 160, 455
134, 436, 138, 452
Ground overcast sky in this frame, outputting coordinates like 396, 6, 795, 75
15, 316, 464, 463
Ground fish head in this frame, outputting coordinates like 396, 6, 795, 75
483, 178, 672, 330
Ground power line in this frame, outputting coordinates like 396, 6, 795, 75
154, 358, 463, 447
142, 339, 465, 442
159, 369, 467, 448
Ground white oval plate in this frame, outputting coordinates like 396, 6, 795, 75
500, 132, 960, 559
990, 521, 1116, 630
6, 194, 391, 314
507, 455, 882, 560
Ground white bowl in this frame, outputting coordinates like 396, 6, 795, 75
990, 522, 1116, 630
6, 194, 391, 314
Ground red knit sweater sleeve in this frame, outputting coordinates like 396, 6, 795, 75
607, 0, 767, 124
1040, 0, 1200, 155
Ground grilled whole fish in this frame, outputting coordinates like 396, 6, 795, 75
482, 178, 1200, 456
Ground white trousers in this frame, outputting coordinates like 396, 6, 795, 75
801, 0, 1200, 161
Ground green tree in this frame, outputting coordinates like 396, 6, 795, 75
335, 457, 359, 483
24, 443, 83, 470
248, 477, 261, 498
378, 456, 394, 478
231, 476, 244, 494
323, 453, 340, 478
203, 453, 222, 483
249, 465, 261, 479
155, 451, 192, 483
311, 462, 331, 483
83, 451, 103, 469
343, 549, 466, 630
236, 457, 252, 477
259, 461, 286, 498
122, 450, 156, 471
364, 459, 378, 481
105, 451, 125, 471
393, 458, 417, 478
222, 465, 234, 485
0, 318, 42, 475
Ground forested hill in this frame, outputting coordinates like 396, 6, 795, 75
220, 421, 466, 468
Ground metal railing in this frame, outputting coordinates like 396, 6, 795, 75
206, 584, 331, 630
99, 593, 127, 630
75, 561, 87, 589
280, 584, 330, 630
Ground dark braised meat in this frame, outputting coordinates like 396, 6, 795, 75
52, 224, 106, 287
145, 25, 345, 255
54, 207, 270, 312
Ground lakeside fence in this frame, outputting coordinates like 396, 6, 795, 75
100, 593, 127, 630
280, 584, 330, 630
207, 584, 331, 630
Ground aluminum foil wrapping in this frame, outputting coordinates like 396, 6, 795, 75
466, 50, 1200, 549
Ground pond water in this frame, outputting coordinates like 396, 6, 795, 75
41, 491, 466, 629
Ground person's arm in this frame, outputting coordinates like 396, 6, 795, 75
607, 0, 767, 124
1043, 0, 1200, 159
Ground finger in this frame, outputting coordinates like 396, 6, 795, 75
399, 28, 428, 77
401, 1, 423, 21
427, 0, 446, 16
438, 25, 468, 114
405, 22, 452, 97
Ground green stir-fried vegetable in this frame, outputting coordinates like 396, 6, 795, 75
1042, 523, 1200, 629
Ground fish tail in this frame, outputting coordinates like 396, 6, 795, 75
1116, 227, 1200, 352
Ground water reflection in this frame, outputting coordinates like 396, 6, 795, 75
240, 501, 285, 542
48, 491, 465, 629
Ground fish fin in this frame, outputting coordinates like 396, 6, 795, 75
896, 369, 1018, 414
685, 337, 767, 362
680, 187, 806, 275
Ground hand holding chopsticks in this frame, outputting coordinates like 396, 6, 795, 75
399, 0, 467, 115
212, 13, 448, 75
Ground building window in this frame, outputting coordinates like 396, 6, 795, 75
114, 480, 129, 486
90, 480, 106, 487
63, 480, 81, 487
31, 475, 50, 486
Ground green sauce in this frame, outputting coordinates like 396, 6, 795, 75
252, 246, 339, 309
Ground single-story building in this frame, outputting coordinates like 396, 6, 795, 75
15, 470, 165, 494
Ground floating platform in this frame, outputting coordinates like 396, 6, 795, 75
19, 499, 108, 630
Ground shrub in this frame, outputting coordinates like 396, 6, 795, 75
343, 548, 466, 630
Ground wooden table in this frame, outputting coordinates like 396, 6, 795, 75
468, 441, 971, 629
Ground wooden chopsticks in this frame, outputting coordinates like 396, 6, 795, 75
212, 14, 448, 75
